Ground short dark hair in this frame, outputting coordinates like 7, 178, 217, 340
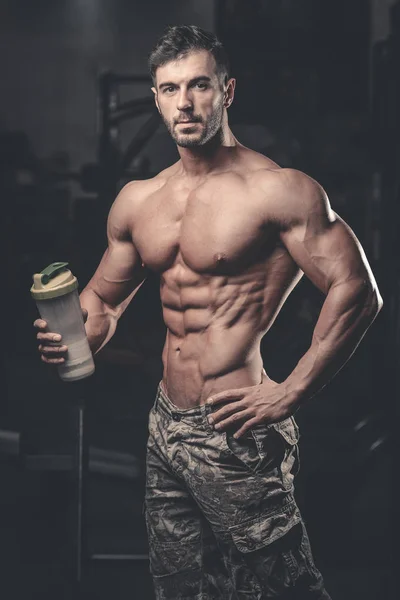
148, 25, 230, 87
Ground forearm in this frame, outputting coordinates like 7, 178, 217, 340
284, 278, 383, 406
79, 287, 119, 354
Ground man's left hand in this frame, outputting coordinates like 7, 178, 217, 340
206, 374, 296, 438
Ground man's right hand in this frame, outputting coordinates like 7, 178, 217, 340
34, 309, 88, 365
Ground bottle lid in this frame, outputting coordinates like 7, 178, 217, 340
30, 262, 78, 300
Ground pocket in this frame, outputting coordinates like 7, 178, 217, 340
148, 540, 201, 576
252, 417, 300, 489
224, 429, 264, 473
273, 416, 300, 446
280, 522, 325, 587
229, 496, 301, 553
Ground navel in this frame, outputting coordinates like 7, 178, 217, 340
214, 252, 227, 264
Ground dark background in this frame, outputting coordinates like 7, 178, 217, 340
1, 1, 398, 599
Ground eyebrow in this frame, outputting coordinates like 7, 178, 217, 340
158, 76, 212, 90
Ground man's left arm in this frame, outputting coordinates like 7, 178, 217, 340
276, 171, 383, 408
207, 170, 383, 437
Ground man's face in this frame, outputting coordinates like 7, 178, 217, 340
152, 50, 227, 148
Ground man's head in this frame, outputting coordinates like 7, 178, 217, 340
149, 25, 235, 148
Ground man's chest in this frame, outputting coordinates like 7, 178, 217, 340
131, 183, 275, 274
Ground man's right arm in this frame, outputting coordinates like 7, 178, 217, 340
80, 183, 148, 354
35, 182, 148, 363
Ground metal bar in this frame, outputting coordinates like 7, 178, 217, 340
113, 96, 154, 116
110, 105, 155, 127
75, 404, 86, 583
91, 554, 149, 561
120, 111, 160, 173
68, 388, 90, 588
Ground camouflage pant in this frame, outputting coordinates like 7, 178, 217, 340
145, 383, 332, 600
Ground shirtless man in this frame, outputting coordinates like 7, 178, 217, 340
35, 26, 382, 599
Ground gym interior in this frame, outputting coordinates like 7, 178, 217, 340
1, 1, 397, 599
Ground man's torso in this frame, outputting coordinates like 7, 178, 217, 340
128, 147, 303, 406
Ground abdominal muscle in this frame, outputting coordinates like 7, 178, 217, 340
162, 326, 265, 408
159, 260, 301, 407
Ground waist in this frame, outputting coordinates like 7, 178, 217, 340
162, 335, 264, 406
155, 381, 214, 427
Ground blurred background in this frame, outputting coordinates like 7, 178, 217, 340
1, 0, 398, 598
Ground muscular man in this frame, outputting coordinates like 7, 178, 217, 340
35, 26, 382, 599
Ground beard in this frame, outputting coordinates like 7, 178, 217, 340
161, 101, 224, 148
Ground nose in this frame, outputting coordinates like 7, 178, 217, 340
177, 88, 193, 112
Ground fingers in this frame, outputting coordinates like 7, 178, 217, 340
39, 343, 68, 364
34, 318, 67, 364
37, 331, 62, 343
41, 354, 66, 365
208, 399, 247, 426
34, 319, 62, 343
207, 388, 246, 407
211, 408, 254, 434
33, 318, 47, 330
233, 417, 260, 439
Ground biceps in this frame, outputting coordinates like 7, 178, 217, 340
280, 215, 374, 294
87, 240, 147, 308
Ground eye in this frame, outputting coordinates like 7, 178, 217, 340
163, 86, 175, 94
195, 82, 208, 89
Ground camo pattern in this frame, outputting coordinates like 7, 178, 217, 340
144, 383, 332, 599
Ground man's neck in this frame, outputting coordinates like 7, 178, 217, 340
177, 126, 239, 178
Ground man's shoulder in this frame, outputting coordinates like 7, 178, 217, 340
237, 149, 317, 195
118, 173, 165, 201
254, 167, 326, 204
239, 146, 281, 171
252, 166, 310, 190
120, 161, 181, 200
250, 167, 332, 228
108, 163, 180, 232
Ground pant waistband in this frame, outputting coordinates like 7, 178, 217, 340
155, 382, 214, 428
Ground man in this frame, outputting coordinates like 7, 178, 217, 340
35, 25, 382, 599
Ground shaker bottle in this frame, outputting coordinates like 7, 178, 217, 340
31, 262, 95, 382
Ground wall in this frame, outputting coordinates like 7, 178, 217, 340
371, 0, 397, 43
0, 0, 215, 169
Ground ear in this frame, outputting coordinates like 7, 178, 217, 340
223, 78, 236, 109
151, 86, 161, 114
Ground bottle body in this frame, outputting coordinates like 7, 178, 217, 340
36, 289, 95, 382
